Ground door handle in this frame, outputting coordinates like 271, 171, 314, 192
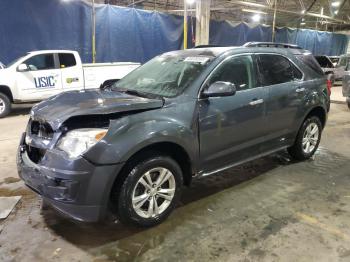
249, 99, 264, 106
296, 87, 306, 93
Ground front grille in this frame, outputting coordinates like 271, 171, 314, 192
26, 145, 46, 164
30, 120, 54, 140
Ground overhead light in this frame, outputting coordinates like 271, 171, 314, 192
252, 14, 261, 22
186, 0, 196, 5
334, 10, 339, 14
242, 9, 267, 15
301, 9, 306, 14
331, 1, 341, 7
301, 22, 306, 25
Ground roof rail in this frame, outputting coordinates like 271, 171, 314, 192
193, 45, 221, 49
243, 42, 302, 49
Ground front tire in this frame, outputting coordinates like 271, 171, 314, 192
116, 155, 183, 227
288, 116, 322, 160
0, 93, 11, 118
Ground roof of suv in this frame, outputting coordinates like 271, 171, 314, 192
164, 45, 311, 59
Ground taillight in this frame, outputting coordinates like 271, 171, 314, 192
326, 79, 332, 96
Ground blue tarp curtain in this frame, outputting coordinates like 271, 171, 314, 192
0, 0, 348, 65
275, 27, 349, 56
209, 21, 273, 46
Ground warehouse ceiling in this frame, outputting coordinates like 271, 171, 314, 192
101, 0, 350, 30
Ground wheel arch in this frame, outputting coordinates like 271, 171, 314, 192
0, 85, 13, 102
108, 141, 194, 208
304, 106, 327, 128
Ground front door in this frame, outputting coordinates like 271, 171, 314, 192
198, 55, 267, 173
15, 53, 63, 101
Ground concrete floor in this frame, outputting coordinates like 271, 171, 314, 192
0, 103, 350, 262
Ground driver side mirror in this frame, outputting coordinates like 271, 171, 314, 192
202, 81, 236, 98
17, 63, 30, 72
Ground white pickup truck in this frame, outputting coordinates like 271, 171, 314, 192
0, 50, 140, 117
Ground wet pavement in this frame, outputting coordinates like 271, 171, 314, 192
0, 103, 349, 261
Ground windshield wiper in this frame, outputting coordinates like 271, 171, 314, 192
118, 88, 165, 103
118, 88, 151, 98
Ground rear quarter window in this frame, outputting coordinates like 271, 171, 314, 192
296, 54, 324, 77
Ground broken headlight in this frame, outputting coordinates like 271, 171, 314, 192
57, 128, 107, 158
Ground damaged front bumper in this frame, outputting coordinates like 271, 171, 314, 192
17, 133, 123, 222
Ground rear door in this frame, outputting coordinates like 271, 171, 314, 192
59, 53, 84, 91
256, 54, 305, 151
198, 54, 267, 173
15, 53, 63, 101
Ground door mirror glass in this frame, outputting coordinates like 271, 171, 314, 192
203, 81, 236, 98
17, 63, 29, 72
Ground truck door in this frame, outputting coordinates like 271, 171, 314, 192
15, 53, 63, 101
59, 53, 84, 91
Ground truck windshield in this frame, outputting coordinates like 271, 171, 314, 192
113, 55, 212, 97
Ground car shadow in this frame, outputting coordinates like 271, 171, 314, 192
42, 151, 294, 249
7, 104, 33, 118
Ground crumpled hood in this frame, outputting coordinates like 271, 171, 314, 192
31, 89, 164, 130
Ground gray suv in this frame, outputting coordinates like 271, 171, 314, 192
18, 46, 329, 227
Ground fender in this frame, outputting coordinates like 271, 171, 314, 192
84, 116, 199, 168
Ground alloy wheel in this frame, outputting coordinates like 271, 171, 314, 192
0, 98, 5, 114
302, 122, 319, 154
132, 167, 176, 218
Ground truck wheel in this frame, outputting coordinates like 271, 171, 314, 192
347, 98, 350, 110
288, 116, 322, 161
0, 93, 11, 118
115, 155, 183, 227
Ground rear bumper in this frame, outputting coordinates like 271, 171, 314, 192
17, 133, 123, 222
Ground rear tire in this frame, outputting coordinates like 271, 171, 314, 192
288, 116, 322, 161
115, 155, 183, 227
0, 93, 11, 118
347, 97, 350, 110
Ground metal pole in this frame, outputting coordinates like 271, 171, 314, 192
92, 0, 96, 63
184, 0, 188, 49
272, 0, 277, 42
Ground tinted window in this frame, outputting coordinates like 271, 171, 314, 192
208, 55, 255, 91
257, 54, 302, 86
296, 54, 324, 76
59, 53, 76, 68
24, 54, 55, 71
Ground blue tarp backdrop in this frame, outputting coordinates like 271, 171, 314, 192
0, 0, 348, 65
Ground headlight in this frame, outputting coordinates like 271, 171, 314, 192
57, 128, 107, 158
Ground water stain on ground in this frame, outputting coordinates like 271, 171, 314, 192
260, 216, 297, 240
1, 145, 350, 261
1, 177, 21, 184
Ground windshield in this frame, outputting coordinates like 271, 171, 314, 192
113, 55, 212, 97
